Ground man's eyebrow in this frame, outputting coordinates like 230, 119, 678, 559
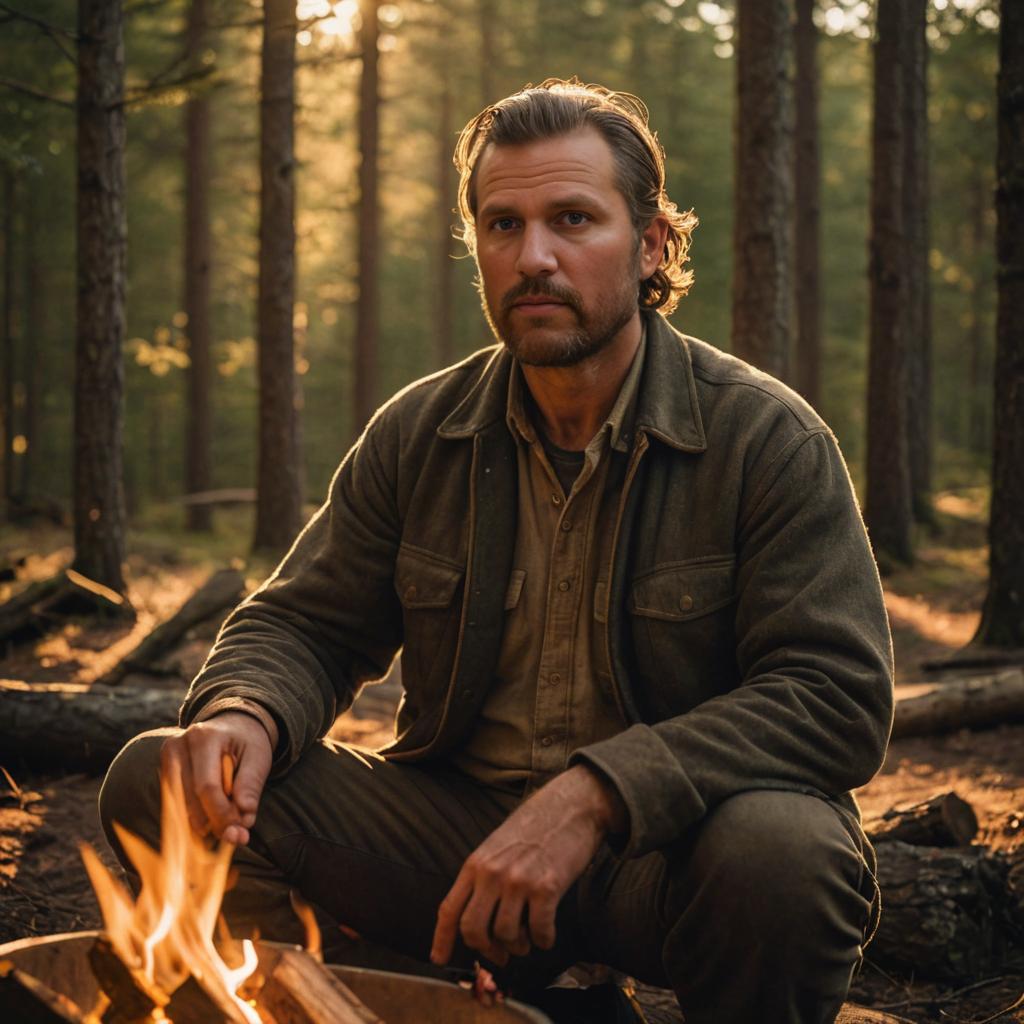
477, 194, 605, 220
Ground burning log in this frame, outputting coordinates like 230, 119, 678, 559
97, 568, 246, 687
0, 959, 86, 1023
253, 944, 385, 1024
866, 791, 979, 847
87, 935, 164, 1024
0, 680, 181, 772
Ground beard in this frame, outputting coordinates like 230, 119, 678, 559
479, 256, 641, 369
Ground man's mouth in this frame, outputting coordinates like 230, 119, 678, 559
512, 297, 567, 312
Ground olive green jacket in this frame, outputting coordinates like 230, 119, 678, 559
182, 311, 894, 859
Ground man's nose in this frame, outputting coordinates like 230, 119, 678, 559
514, 224, 558, 278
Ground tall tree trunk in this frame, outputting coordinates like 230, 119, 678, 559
904, 0, 933, 524
1, 169, 14, 515
353, 0, 380, 434
74, 0, 128, 595
973, 1, 1024, 648
21, 178, 42, 503
253, 0, 302, 554
435, 69, 456, 370
793, 0, 821, 409
731, 0, 794, 382
478, 0, 497, 105
866, 0, 913, 567
967, 168, 989, 456
183, 0, 213, 532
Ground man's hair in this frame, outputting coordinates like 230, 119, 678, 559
454, 78, 698, 316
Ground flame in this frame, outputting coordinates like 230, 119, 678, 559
80, 766, 261, 1023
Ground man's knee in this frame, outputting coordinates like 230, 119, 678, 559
98, 727, 177, 858
676, 790, 871, 944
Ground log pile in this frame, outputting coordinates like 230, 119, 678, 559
867, 791, 1024, 983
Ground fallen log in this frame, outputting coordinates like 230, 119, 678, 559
891, 668, 1024, 739
0, 681, 181, 773
0, 958, 86, 1023
866, 792, 978, 847
97, 568, 245, 686
869, 840, 1014, 983
835, 1009, 914, 1024
0, 570, 131, 646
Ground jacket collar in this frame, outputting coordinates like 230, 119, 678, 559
437, 310, 707, 453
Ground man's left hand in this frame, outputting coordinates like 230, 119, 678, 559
430, 764, 626, 968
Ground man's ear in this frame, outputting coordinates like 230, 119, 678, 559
639, 215, 670, 279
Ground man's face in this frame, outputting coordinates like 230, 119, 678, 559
473, 127, 661, 367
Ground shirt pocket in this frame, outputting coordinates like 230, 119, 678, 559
394, 544, 465, 700
629, 556, 738, 714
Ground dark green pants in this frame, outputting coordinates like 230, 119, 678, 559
99, 730, 876, 1024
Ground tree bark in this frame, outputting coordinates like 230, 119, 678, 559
1, 168, 15, 516
866, 0, 913, 567
21, 177, 42, 505
184, 0, 213, 533
74, 0, 128, 595
253, 0, 302, 554
0, 681, 181, 772
793, 0, 821, 409
870, 840, 1015, 983
731, 0, 793, 382
903, 0, 933, 525
891, 668, 1024, 739
967, 168, 990, 456
353, 0, 380, 435
973, 1, 1024, 648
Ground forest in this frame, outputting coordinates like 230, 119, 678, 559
0, 1, 1023, 1023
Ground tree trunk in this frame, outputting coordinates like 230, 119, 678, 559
866, 0, 913, 567
253, 0, 302, 554
353, 0, 380, 435
903, 0, 932, 525
435, 51, 456, 370
891, 668, 1024, 739
184, 0, 213, 532
731, 0, 793, 382
967, 168, 990, 456
21, 178, 42, 505
973, 1, 1024, 648
74, 0, 128, 595
1, 168, 14, 516
793, 0, 821, 410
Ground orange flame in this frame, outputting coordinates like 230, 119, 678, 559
80, 765, 261, 1023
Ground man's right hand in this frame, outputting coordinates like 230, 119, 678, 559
160, 712, 275, 846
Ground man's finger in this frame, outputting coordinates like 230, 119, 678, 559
458, 883, 507, 966
431, 873, 473, 965
527, 890, 560, 951
161, 737, 208, 836
231, 742, 271, 827
188, 733, 239, 839
490, 893, 529, 957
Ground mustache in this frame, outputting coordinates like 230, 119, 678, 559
500, 277, 583, 316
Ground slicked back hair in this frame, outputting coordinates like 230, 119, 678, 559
454, 78, 698, 315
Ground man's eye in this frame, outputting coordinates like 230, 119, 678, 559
561, 211, 589, 226
492, 217, 518, 231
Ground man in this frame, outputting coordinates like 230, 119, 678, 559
101, 79, 893, 1024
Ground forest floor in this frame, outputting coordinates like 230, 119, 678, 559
1, 489, 1022, 1023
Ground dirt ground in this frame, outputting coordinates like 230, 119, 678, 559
1, 493, 1023, 1023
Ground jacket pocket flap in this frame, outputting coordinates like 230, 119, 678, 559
631, 558, 736, 622
395, 547, 464, 609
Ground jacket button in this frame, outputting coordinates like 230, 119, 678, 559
541, 736, 553, 747
679, 594, 694, 611
558, 579, 571, 592
404, 584, 417, 602
560, 520, 573, 532
549, 672, 561, 686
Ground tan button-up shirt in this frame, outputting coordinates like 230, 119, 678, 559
450, 333, 646, 795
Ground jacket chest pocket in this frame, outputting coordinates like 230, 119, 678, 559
629, 556, 738, 712
395, 545, 465, 702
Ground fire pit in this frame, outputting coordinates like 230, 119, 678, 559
0, 931, 553, 1023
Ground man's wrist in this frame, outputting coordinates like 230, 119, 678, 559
196, 699, 280, 752
572, 763, 628, 836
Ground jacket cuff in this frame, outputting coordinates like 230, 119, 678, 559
570, 723, 706, 858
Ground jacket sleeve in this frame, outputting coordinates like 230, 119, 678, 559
179, 415, 404, 773
570, 428, 895, 859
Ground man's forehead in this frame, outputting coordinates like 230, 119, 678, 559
474, 128, 618, 211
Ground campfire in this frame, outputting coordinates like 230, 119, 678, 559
3, 763, 385, 1024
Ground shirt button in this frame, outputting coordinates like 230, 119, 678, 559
541, 736, 554, 747
549, 673, 562, 686
551, 493, 562, 506
679, 594, 694, 611
560, 520, 573, 532
558, 579, 571, 592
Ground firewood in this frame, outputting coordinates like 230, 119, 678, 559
869, 841, 1013, 983
253, 945, 385, 1024
163, 974, 251, 1024
891, 667, 1024, 738
98, 568, 246, 686
87, 935, 163, 1024
866, 791, 978, 847
0, 959, 86, 1023
0, 681, 181, 772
